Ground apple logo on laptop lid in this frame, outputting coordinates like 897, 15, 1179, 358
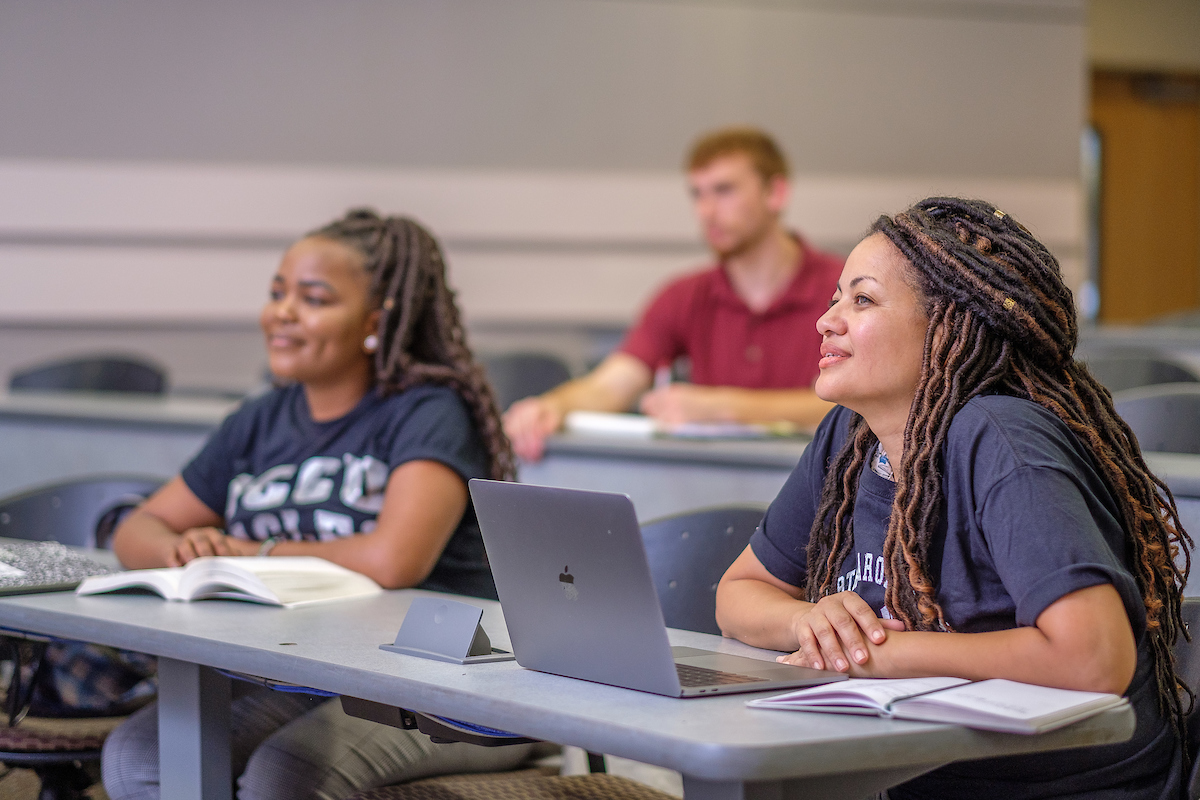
558, 566, 578, 600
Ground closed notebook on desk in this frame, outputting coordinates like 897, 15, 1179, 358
469, 479, 845, 697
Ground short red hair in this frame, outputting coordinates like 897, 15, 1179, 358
685, 127, 789, 183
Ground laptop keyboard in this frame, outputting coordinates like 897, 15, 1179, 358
675, 663, 762, 687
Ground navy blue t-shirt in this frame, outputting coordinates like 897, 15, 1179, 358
751, 396, 1182, 799
182, 383, 496, 600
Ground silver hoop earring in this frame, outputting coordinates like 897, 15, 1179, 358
363, 334, 379, 353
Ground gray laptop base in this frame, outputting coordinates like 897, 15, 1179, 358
469, 480, 846, 698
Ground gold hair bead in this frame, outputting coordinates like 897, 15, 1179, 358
993, 209, 1007, 220
1002, 297, 1016, 311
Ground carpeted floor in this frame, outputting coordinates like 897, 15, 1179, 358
0, 767, 107, 800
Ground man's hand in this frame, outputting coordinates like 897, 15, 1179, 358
168, 527, 256, 567
639, 384, 728, 426
503, 396, 564, 462
777, 592, 906, 673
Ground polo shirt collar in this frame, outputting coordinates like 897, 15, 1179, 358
713, 233, 821, 318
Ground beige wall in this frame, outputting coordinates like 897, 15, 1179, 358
1089, 0, 1200, 71
0, 0, 1088, 323
0, 0, 1090, 389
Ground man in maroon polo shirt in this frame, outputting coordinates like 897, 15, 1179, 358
504, 128, 841, 461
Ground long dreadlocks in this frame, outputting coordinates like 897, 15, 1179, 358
805, 197, 1192, 733
310, 209, 515, 482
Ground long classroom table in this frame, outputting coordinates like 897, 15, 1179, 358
7, 391, 1200, 540
0, 390, 236, 498
0, 588, 1134, 800
0, 391, 804, 520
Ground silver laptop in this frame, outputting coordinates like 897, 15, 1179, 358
469, 480, 847, 698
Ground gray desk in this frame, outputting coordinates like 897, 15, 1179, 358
0, 590, 1133, 800
0, 391, 237, 497
0, 394, 801, 521
519, 433, 807, 520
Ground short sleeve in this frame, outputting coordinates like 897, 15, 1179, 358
617, 280, 688, 370
386, 389, 489, 484
980, 465, 1145, 633
749, 406, 852, 588
180, 407, 250, 518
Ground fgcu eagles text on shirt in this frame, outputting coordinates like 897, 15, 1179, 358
222, 452, 389, 541
178, 383, 497, 600
183, 383, 488, 543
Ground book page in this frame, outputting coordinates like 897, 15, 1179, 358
892, 679, 1125, 733
564, 411, 656, 437
76, 568, 184, 600
180, 557, 381, 607
748, 676, 970, 712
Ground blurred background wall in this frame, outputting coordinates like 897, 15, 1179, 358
0, 0, 1133, 393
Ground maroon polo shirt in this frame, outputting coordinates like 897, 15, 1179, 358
617, 237, 844, 389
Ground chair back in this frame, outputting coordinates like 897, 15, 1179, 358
1115, 384, 1200, 455
0, 477, 164, 549
10, 356, 167, 394
640, 505, 766, 635
480, 353, 571, 412
1085, 354, 1198, 394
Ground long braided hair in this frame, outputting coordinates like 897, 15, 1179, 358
310, 209, 515, 482
805, 197, 1192, 731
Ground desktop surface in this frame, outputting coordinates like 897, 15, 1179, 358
0, 588, 1134, 786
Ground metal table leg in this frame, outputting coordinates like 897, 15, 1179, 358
158, 658, 232, 800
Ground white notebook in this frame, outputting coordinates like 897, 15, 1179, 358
76, 556, 382, 608
746, 677, 1127, 734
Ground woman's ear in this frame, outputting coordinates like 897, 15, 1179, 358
362, 308, 383, 353
364, 308, 382, 337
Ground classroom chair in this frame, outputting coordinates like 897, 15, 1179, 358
1087, 354, 1199, 394
480, 353, 571, 412
9, 355, 167, 395
641, 504, 766, 636
1114, 384, 1200, 455
344, 504, 768, 800
350, 769, 673, 800
0, 476, 164, 550
1084, 353, 1199, 394
0, 475, 162, 799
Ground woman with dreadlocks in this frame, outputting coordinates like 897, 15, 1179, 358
103, 209, 537, 800
716, 197, 1190, 798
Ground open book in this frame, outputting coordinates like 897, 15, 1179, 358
746, 676, 1128, 734
76, 556, 382, 608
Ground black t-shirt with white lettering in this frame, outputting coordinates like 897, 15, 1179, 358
751, 396, 1182, 799
182, 383, 495, 599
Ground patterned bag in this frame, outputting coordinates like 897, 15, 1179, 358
3, 638, 156, 719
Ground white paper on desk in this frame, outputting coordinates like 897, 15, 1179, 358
564, 411, 657, 437
666, 422, 771, 439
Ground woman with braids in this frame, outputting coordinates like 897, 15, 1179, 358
102, 209, 537, 800
716, 197, 1190, 799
